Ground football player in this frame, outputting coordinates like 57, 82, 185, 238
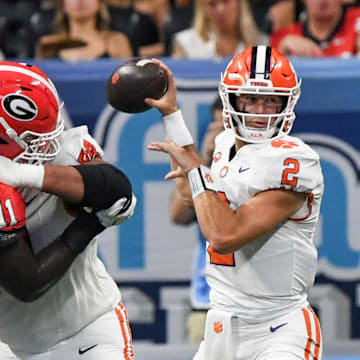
147, 46, 324, 359
0, 62, 136, 360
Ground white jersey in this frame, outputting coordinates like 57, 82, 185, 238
0, 126, 121, 353
206, 130, 324, 323
174, 28, 245, 59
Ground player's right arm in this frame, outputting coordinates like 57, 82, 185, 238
145, 59, 205, 208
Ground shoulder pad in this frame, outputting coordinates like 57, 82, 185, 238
249, 139, 323, 195
53, 126, 104, 165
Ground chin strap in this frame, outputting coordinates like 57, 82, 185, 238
0, 117, 28, 149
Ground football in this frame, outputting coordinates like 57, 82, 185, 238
106, 58, 168, 113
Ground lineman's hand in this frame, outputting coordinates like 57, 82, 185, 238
96, 193, 137, 227
144, 59, 178, 116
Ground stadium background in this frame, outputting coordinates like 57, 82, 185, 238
34, 57, 360, 359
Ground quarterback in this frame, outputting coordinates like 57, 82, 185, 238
147, 46, 324, 359
0, 62, 136, 360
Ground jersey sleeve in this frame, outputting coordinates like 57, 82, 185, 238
53, 126, 104, 166
248, 146, 323, 196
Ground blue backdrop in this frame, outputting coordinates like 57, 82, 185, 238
29, 57, 360, 350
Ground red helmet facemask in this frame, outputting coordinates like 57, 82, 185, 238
0, 62, 63, 164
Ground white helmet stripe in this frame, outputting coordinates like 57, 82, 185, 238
0, 65, 59, 106
255, 45, 266, 80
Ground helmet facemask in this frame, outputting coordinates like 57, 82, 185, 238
0, 109, 64, 165
0, 62, 64, 165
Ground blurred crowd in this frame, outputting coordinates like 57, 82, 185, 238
1, 0, 360, 61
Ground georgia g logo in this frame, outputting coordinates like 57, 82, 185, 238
2, 94, 38, 121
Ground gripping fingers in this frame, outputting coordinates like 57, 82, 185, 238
96, 194, 137, 227
148, 142, 169, 153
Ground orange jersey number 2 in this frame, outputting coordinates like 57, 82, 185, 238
281, 158, 300, 187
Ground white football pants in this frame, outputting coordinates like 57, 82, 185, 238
193, 305, 322, 360
1, 303, 134, 360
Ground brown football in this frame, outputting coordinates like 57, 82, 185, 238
106, 58, 168, 113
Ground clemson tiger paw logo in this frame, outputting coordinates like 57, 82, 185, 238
213, 321, 223, 334
271, 139, 299, 149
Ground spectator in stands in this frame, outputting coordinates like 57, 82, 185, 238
106, 0, 160, 56
171, 0, 259, 59
36, 0, 132, 61
170, 96, 223, 343
0, 0, 41, 58
163, 0, 194, 55
134, 0, 171, 31
271, 0, 360, 57
26, 0, 57, 58
250, 0, 296, 38
132, 0, 171, 56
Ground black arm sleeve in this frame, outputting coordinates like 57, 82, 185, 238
73, 163, 132, 209
0, 212, 104, 303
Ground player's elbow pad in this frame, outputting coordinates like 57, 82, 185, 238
73, 163, 132, 209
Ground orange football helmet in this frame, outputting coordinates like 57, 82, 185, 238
0, 61, 63, 164
219, 45, 301, 143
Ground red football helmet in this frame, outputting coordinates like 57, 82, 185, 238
0, 62, 63, 164
219, 45, 301, 143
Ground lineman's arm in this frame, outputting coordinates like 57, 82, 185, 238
0, 211, 104, 303
0, 156, 134, 211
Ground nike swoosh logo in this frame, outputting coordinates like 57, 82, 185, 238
78, 344, 98, 354
270, 322, 288, 332
239, 167, 250, 173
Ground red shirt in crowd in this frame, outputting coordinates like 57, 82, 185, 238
270, 6, 360, 57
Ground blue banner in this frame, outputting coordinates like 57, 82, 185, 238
31, 58, 360, 347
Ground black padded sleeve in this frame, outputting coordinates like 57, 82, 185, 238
73, 163, 132, 209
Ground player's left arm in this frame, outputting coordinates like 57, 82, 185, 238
150, 139, 321, 254
193, 187, 305, 254
195, 149, 321, 254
